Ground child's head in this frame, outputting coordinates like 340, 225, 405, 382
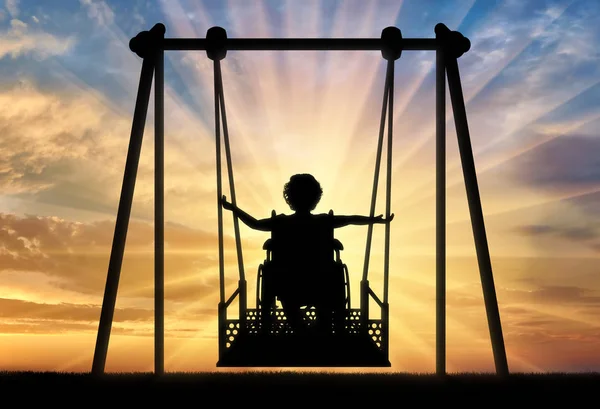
283, 174, 323, 212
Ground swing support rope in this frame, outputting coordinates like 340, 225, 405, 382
360, 59, 392, 327
209, 28, 248, 357
360, 28, 401, 350
211, 26, 401, 359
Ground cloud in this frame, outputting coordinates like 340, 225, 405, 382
5, 0, 18, 17
0, 212, 251, 301
505, 133, 600, 245
79, 0, 114, 26
443, 278, 600, 366
465, 1, 600, 95
510, 135, 600, 188
447, 278, 600, 311
0, 78, 280, 323
0, 320, 143, 335
0, 297, 152, 321
512, 221, 600, 255
0, 297, 156, 337
459, 1, 572, 90
0, 82, 126, 196
0, 81, 223, 226
0, 19, 76, 60
0, 287, 221, 338
515, 224, 598, 242
502, 285, 600, 305
453, 0, 600, 159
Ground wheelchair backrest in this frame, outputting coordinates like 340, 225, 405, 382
267, 210, 338, 269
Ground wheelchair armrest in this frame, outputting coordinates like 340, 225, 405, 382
332, 239, 344, 251
263, 238, 273, 250
263, 239, 273, 261
333, 239, 343, 262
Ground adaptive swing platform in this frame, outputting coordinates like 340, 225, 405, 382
217, 309, 390, 367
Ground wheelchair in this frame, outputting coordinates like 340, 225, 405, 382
255, 216, 351, 335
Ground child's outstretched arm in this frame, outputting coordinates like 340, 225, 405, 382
332, 213, 394, 228
220, 195, 273, 231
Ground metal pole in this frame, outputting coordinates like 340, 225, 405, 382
92, 57, 155, 375
445, 56, 509, 377
436, 43, 446, 376
154, 35, 165, 376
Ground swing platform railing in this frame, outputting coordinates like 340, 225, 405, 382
91, 22, 509, 377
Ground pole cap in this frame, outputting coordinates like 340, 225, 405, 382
206, 26, 228, 61
129, 23, 166, 59
435, 23, 470, 58
381, 26, 402, 61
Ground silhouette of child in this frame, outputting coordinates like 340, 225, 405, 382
221, 173, 393, 335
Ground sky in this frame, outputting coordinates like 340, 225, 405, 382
1, 0, 600, 373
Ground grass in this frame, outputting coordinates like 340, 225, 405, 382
1, 371, 599, 403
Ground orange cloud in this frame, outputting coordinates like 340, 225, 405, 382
0, 212, 257, 301
0, 297, 152, 322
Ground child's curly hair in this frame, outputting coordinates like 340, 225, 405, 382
283, 174, 323, 212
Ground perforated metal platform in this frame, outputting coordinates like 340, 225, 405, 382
217, 308, 390, 367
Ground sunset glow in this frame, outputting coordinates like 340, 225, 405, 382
1, 0, 600, 373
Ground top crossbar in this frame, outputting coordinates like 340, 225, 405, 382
161, 38, 437, 51
128, 23, 471, 60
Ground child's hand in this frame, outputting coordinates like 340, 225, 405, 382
374, 213, 394, 223
221, 195, 234, 211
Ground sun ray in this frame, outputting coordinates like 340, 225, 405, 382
402, 182, 600, 236
507, 303, 600, 332
384, 275, 548, 372
44, 59, 126, 117
388, 286, 506, 371
0, 1, 223, 226
462, 0, 577, 102
225, 0, 285, 200
394, 77, 600, 210
164, 316, 219, 370
332, 0, 478, 204
386, 314, 435, 371
313, 0, 378, 134
394, 108, 600, 217
6, 0, 600, 374
160, 1, 279, 213
326, 2, 405, 194
383, 0, 579, 199
283, 1, 324, 181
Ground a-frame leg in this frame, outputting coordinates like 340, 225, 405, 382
435, 38, 446, 376
445, 56, 509, 377
92, 57, 156, 375
154, 37, 165, 375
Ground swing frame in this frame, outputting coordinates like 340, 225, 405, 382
91, 22, 509, 376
